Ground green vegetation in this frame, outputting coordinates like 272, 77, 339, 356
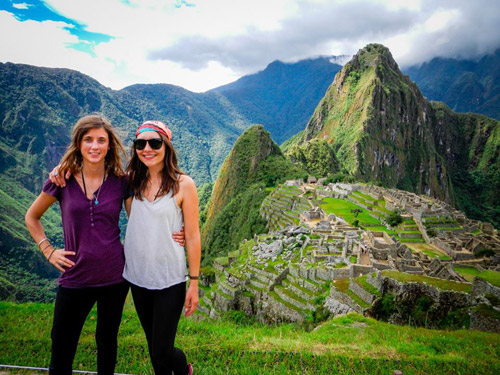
320, 198, 380, 226
475, 303, 500, 321
0, 176, 63, 302
381, 271, 472, 293
286, 139, 339, 177
1, 301, 500, 374
407, 243, 451, 260
356, 275, 382, 297
453, 267, 500, 287
387, 211, 403, 227
332, 279, 370, 309
475, 248, 496, 258
202, 125, 305, 264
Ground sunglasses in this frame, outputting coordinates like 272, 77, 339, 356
133, 138, 163, 150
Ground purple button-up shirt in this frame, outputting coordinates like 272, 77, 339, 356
43, 174, 129, 288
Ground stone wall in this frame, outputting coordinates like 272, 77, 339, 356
329, 289, 364, 313
350, 280, 376, 304
259, 295, 305, 323
472, 277, 500, 300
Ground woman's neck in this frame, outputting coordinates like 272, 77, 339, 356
82, 162, 106, 178
147, 165, 163, 183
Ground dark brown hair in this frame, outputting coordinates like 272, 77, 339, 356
59, 115, 126, 176
127, 132, 184, 199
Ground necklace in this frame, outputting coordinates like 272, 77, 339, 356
151, 181, 163, 201
81, 170, 106, 205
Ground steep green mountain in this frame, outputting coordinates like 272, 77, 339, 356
285, 44, 500, 228
201, 125, 305, 263
404, 50, 500, 121
211, 57, 343, 144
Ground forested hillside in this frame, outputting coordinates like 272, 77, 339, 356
404, 49, 500, 121
211, 57, 343, 143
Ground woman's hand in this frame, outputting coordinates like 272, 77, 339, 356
172, 226, 185, 246
184, 282, 199, 317
49, 165, 71, 187
47, 248, 76, 272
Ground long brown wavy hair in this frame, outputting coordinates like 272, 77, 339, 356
127, 132, 184, 200
59, 115, 126, 176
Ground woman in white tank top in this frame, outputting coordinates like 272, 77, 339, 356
124, 120, 200, 375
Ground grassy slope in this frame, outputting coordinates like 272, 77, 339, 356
453, 267, 500, 287
319, 197, 389, 229
1, 300, 499, 375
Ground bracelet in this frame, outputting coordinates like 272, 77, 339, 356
40, 242, 52, 253
189, 275, 199, 280
47, 248, 56, 261
37, 238, 49, 248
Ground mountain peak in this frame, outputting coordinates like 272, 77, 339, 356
293, 43, 452, 201
201, 124, 304, 259
351, 43, 399, 71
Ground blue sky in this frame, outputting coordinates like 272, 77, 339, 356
0, 0, 113, 55
1, 0, 499, 92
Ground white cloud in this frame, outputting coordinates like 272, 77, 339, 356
1, 0, 499, 92
12, 3, 30, 10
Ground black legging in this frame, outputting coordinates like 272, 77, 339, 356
130, 282, 189, 375
49, 282, 129, 375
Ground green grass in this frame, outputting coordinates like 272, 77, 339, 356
320, 198, 381, 226
453, 267, 500, 287
332, 279, 370, 309
351, 191, 377, 201
214, 256, 229, 266
356, 275, 382, 297
395, 237, 425, 243
381, 271, 472, 293
406, 243, 451, 260
421, 249, 451, 260
1, 300, 500, 374
366, 226, 396, 235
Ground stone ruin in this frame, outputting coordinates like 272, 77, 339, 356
198, 182, 500, 332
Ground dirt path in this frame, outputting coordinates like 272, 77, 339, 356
360, 252, 370, 265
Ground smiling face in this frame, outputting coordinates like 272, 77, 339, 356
135, 131, 166, 172
79, 127, 110, 166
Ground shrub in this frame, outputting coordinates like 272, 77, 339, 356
475, 248, 496, 258
387, 210, 403, 227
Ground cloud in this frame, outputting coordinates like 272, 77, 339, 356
149, 1, 418, 73
12, 3, 30, 10
1, 0, 499, 92
149, 0, 500, 73
395, 0, 500, 66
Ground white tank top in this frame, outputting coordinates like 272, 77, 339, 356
123, 192, 187, 289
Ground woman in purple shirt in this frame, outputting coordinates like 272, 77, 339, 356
25, 115, 132, 375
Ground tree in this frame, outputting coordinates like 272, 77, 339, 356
387, 210, 403, 227
350, 208, 363, 218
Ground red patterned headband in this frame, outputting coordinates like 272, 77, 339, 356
136, 121, 172, 141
